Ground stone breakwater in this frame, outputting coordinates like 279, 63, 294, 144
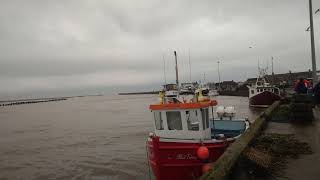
0, 98, 67, 107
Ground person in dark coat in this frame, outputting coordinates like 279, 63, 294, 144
313, 80, 320, 104
294, 78, 307, 94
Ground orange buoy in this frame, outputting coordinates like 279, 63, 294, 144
197, 146, 209, 160
202, 163, 211, 173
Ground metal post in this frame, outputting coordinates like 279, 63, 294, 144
309, 0, 317, 85
174, 51, 179, 88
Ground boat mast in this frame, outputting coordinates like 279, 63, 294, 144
174, 51, 179, 88
271, 56, 275, 85
163, 53, 167, 84
188, 49, 192, 83
217, 60, 221, 90
256, 60, 260, 85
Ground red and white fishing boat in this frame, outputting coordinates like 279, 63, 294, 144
146, 89, 249, 180
247, 68, 281, 107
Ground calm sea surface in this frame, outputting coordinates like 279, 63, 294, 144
0, 95, 262, 180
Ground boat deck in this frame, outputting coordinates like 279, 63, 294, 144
210, 119, 247, 138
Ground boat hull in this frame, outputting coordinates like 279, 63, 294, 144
249, 91, 281, 107
147, 136, 233, 180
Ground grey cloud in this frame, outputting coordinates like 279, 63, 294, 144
0, 0, 320, 99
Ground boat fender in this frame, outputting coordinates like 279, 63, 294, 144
197, 146, 209, 160
245, 117, 251, 125
202, 163, 211, 173
216, 106, 225, 118
217, 134, 226, 140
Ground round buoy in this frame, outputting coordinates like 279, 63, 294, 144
202, 163, 211, 173
197, 146, 209, 160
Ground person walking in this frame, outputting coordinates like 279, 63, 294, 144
294, 78, 308, 94
313, 80, 320, 104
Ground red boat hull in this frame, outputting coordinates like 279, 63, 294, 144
249, 91, 281, 107
147, 136, 233, 180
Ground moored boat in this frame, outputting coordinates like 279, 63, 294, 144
208, 89, 219, 97
147, 89, 249, 180
179, 83, 196, 95
247, 69, 281, 107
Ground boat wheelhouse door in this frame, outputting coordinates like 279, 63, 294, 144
151, 108, 212, 140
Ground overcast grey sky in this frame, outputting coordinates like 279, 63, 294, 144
1, 0, 320, 99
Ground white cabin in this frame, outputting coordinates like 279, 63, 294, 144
151, 107, 212, 141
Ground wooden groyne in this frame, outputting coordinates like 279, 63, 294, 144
0, 98, 67, 107
200, 101, 280, 180
0, 94, 104, 107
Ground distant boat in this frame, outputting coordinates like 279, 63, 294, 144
179, 83, 196, 95
162, 83, 179, 98
208, 89, 219, 97
247, 70, 280, 107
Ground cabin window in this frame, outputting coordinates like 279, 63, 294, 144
205, 108, 209, 128
186, 110, 199, 131
251, 90, 254, 94
201, 108, 209, 130
154, 112, 163, 130
166, 111, 183, 130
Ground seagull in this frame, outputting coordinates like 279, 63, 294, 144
315, 9, 320, 14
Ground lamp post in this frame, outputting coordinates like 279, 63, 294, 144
217, 61, 221, 90
308, 0, 317, 85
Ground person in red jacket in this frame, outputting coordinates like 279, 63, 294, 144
294, 78, 307, 94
